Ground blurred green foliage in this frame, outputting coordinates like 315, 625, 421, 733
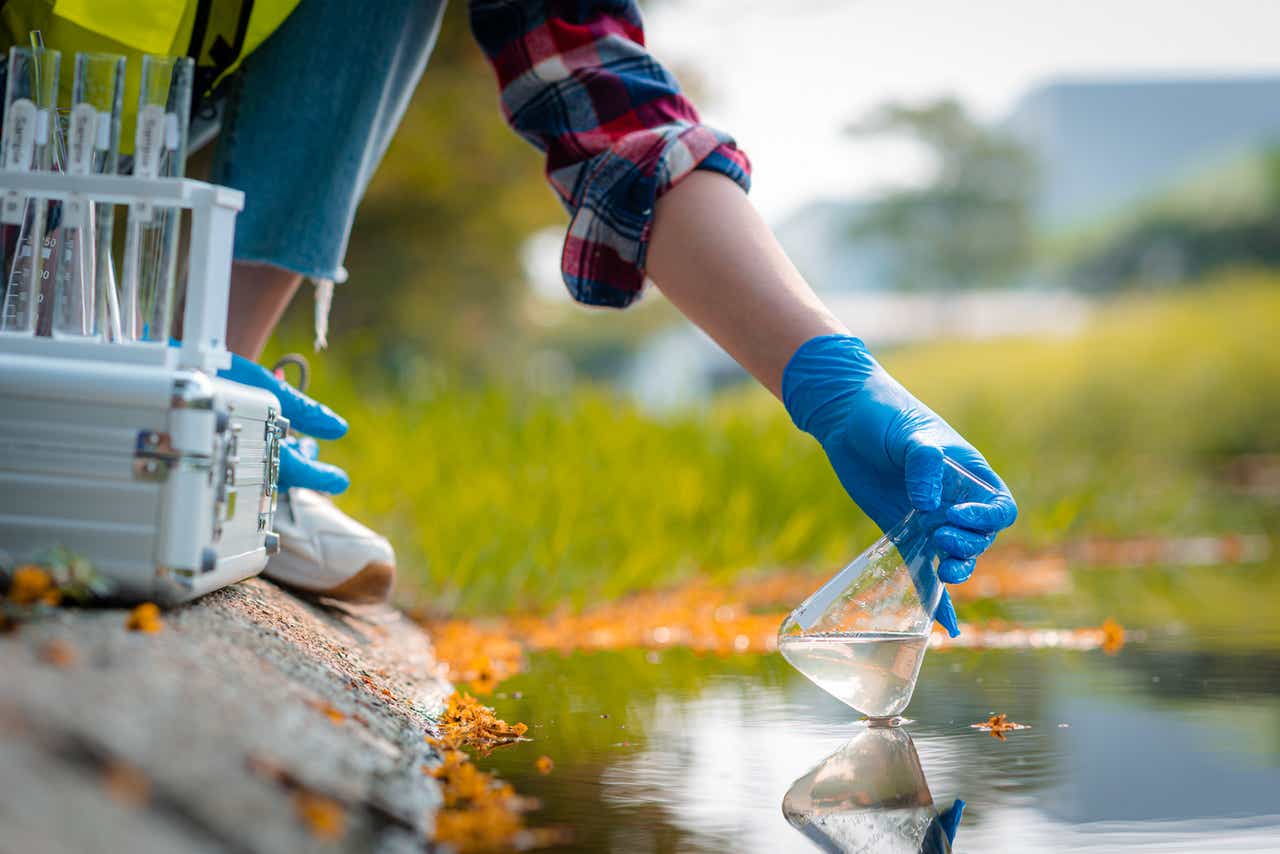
1053, 562, 1280, 652
1062, 147, 1280, 290
870, 274, 1280, 543
268, 275, 1280, 616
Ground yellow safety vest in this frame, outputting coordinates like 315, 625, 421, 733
1, 0, 301, 152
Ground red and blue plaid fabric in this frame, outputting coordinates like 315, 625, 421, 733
469, 0, 752, 308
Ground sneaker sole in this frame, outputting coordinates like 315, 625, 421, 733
270, 561, 396, 605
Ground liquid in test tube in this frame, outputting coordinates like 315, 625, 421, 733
0, 45, 58, 334
121, 54, 191, 343
51, 52, 125, 339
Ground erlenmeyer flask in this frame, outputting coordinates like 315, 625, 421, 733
779, 459, 997, 721
782, 727, 961, 854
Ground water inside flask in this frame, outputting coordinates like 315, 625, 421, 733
778, 458, 998, 722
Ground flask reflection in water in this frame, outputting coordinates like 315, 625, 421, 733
782, 726, 958, 854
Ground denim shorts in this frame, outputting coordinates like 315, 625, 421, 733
206, 0, 445, 282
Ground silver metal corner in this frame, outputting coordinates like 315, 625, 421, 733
171, 371, 217, 410
153, 566, 193, 606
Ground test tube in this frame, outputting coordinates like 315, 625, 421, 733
0, 45, 58, 334
51, 52, 124, 338
121, 54, 191, 343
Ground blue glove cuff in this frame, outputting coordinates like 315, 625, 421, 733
939, 798, 966, 844
781, 334, 877, 442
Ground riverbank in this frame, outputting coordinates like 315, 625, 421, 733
0, 579, 451, 852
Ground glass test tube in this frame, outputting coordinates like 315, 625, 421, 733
121, 54, 191, 343
26, 29, 83, 337
0, 46, 58, 334
51, 52, 125, 338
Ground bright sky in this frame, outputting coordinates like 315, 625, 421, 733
645, 0, 1280, 222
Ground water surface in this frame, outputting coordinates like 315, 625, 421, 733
482, 597, 1280, 852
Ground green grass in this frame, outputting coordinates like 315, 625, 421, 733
270, 275, 1280, 615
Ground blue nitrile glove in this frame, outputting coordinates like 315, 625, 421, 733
782, 335, 1018, 637
278, 436, 350, 495
219, 353, 350, 494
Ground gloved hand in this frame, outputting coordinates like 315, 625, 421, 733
782, 335, 1017, 637
219, 353, 350, 494
278, 436, 350, 495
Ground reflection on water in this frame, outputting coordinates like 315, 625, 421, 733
783, 726, 961, 854
483, 605, 1280, 852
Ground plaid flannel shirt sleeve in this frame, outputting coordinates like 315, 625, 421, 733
469, 0, 752, 308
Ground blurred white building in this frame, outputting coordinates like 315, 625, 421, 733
1007, 76, 1280, 229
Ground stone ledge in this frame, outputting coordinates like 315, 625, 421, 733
0, 578, 452, 853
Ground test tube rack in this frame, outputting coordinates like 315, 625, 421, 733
0, 170, 242, 372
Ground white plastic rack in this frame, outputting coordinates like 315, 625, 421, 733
0, 171, 242, 371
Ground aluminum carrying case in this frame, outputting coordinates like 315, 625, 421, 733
0, 356, 285, 603
0, 173, 284, 604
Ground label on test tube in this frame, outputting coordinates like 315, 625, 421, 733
134, 104, 165, 178
164, 112, 180, 151
133, 103, 166, 222
1, 98, 36, 225
1, 190, 24, 224
68, 104, 97, 176
95, 110, 111, 151
2, 98, 37, 171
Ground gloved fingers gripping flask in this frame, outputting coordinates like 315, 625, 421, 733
121, 54, 191, 343
50, 52, 125, 339
778, 458, 998, 723
0, 45, 58, 334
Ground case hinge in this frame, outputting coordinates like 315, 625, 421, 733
212, 420, 240, 541
260, 408, 287, 532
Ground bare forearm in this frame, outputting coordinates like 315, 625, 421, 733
646, 172, 847, 398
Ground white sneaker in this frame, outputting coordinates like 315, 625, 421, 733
266, 488, 396, 603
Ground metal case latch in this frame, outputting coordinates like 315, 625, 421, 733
133, 430, 178, 481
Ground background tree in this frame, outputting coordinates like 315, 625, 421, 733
846, 97, 1037, 291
